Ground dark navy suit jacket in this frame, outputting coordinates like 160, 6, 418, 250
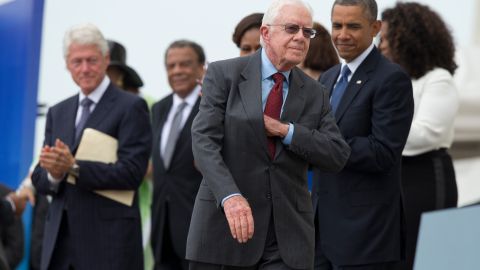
312, 47, 414, 266
32, 83, 152, 270
150, 94, 202, 264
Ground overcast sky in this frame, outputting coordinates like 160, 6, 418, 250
37, 0, 476, 105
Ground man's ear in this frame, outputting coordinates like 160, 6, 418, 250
371, 20, 381, 38
260, 25, 270, 43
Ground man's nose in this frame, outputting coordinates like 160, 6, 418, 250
79, 61, 90, 72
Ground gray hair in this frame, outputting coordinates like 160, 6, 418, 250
63, 23, 109, 59
260, 0, 313, 46
332, 0, 378, 22
164, 39, 206, 66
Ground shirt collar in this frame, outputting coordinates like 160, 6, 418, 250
172, 84, 201, 108
261, 49, 291, 83
78, 76, 110, 104
341, 43, 375, 76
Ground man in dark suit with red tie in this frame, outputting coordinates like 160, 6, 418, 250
311, 0, 414, 269
186, 0, 351, 269
150, 40, 205, 270
32, 23, 151, 270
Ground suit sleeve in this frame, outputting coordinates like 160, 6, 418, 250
2, 214, 24, 268
0, 199, 14, 227
288, 86, 351, 172
191, 63, 240, 207
31, 108, 62, 196
346, 70, 414, 172
75, 97, 152, 190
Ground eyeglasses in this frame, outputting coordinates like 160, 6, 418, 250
267, 23, 317, 39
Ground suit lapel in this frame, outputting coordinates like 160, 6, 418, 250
155, 96, 173, 171
238, 52, 269, 154
325, 65, 341, 98
62, 96, 78, 149
278, 68, 306, 158
282, 68, 306, 123
175, 96, 200, 155
335, 48, 379, 122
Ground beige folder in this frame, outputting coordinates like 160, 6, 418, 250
67, 128, 135, 206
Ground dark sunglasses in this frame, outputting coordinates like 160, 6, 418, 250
267, 23, 317, 39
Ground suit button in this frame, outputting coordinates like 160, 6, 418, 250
266, 192, 272, 199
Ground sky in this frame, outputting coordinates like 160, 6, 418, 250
37, 0, 476, 104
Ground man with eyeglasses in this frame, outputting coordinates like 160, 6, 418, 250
31, 23, 151, 270
311, 0, 414, 269
186, 0, 350, 269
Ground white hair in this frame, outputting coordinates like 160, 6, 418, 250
260, 0, 313, 47
63, 23, 109, 59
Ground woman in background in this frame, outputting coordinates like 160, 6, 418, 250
380, 3, 459, 270
298, 22, 339, 80
232, 13, 263, 56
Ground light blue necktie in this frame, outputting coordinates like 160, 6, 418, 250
330, 65, 351, 114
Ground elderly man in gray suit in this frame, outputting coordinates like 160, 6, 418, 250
186, 0, 351, 269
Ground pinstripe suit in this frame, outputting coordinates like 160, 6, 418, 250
32, 83, 152, 270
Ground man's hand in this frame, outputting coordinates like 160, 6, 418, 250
17, 186, 36, 206
223, 195, 254, 243
39, 139, 75, 179
264, 115, 289, 138
6, 192, 27, 216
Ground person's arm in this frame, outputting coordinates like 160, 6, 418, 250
32, 108, 66, 196
0, 198, 14, 226
275, 83, 351, 172
191, 62, 253, 243
3, 212, 24, 269
191, 63, 241, 205
346, 70, 414, 172
406, 69, 458, 150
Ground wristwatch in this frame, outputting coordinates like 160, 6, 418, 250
69, 163, 80, 178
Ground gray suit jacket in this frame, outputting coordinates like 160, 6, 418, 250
186, 51, 350, 269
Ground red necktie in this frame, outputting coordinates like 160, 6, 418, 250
264, 73, 284, 159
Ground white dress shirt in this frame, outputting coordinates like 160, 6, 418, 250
403, 67, 459, 156
160, 85, 201, 156
75, 76, 110, 125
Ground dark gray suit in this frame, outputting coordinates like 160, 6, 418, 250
32, 83, 152, 270
186, 51, 350, 269
151, 94, 202, 269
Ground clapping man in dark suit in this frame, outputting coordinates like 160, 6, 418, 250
31, 23, 152, 270
186, 0, 351, 269
311, 0, 414, 269
150, 40, 205, 270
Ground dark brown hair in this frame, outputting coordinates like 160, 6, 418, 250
381, 2, 457, 79
232, 13, 264, 48
303, 22, 339, 72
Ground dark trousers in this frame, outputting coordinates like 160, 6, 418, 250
393, 149, 457, 270
314, 210, 400, 270
315, 255, 398, 270
189, 215, 306, 270
48, 211, 75, 270
155, 203, 188, 270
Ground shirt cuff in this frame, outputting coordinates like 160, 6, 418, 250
221, 193, 242, 207
281, 123, 294, 145
47, 173, 63, 192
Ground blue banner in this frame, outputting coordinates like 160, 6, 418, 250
0, 0, 44, 269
